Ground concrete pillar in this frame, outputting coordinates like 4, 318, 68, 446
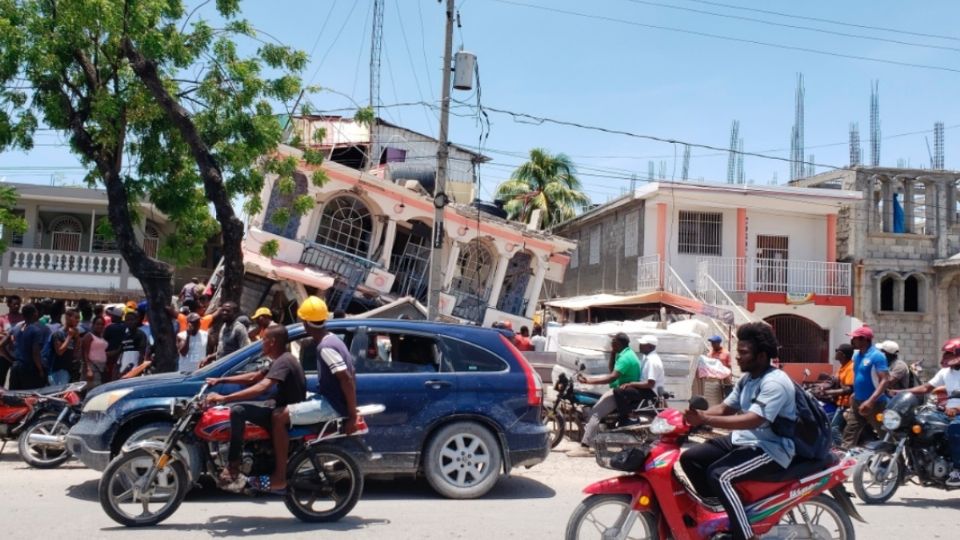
656, 203, 667, 286
379, 218, 398, 269
826, 214, 837, 262
736, 208, 747, 291
922, 179, 937, 236
524, 256, 549, 319
443, 242, 461, 288
881, 177, 893, 233
901, 178, 914, 233
22, 202, 38, 249
487, 253, 511, 309
948, 179, 958, 227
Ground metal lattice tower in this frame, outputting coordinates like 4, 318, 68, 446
790, 73, 805, 180
737, 139, 745, 184
849, 122, 862, 166
368, 0, 385, 168
870, 81, 881, 166
681, 144, 691, 180
727, 120, 739, 184
659, 161, 667, 180
648, 161, 655, 181
770, 172, 778, 185
934, 121, 945, 170
806, 154, 815, 177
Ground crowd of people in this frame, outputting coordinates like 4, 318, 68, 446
0, 277, 291, 392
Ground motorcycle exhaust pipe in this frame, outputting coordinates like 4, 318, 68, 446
27, 433, 65, 447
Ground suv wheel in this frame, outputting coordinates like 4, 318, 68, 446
423, 422, 501, 499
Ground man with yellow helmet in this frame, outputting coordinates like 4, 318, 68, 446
269, 296, 359, 491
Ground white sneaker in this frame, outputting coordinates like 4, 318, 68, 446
946, 470, 960, 488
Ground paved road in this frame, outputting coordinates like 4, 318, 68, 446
1, 441, 957, 539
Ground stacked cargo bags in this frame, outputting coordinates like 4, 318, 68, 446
549, 319, 710, 404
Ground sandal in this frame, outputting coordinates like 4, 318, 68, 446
246, 474, 287, 496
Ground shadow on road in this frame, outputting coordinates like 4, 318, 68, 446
875, 496, 960, 510
67, 474, 556, 504
101, 515, 390, 537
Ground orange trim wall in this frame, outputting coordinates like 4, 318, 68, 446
826, 214, 837, 262
746, 292, 854, 315
736, 208, 747, 291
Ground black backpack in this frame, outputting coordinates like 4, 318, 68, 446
737, 369, 832, 461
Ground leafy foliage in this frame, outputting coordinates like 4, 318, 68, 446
495, 148, 590, 229
259, 238, 279, 258
0, 186, 27, 254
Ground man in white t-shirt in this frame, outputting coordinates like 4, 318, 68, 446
899, 338, 960, 487
177, 313, 208, 373
530, 324, 547, 352
613, 335, 666, 426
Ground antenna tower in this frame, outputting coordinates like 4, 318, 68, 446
806, 154, 815, 177
934, 121, 945, 170
870, 81, 881, 166
368, 0, 385, 169
659, 161, 667, 180
727, 120, 739, 184
849, 122, 862, 166
648, 161, 655, 181
681, 144, 691, 180
790, 73, 805, 180
737, 138, 745, 184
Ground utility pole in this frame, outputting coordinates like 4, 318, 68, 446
427, 0, 456, 320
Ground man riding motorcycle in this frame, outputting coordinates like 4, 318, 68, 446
572, 332, 640, 456
680, 322, 797, 540
895, 337, 960, 487
205, 324, 306, 493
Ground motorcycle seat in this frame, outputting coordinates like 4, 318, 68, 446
758, 454, 838, 483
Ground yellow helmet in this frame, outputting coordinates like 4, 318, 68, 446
297, 296, 329, 324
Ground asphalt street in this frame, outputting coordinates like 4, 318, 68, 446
1, 440, 958, 539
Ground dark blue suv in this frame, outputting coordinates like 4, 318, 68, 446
66, 319, 548, 499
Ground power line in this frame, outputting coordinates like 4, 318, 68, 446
622, 0, 960, 53
682, 0, 960, 43
491, 0, 960, 75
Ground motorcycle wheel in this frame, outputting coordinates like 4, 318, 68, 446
17, 413, 71, 468
542, 406, 565, 449
565, 494, 659, 540
775, 494, 856, 540
284, 445, 363, 523
98, 448, 189, 527
852, 450, 903, 504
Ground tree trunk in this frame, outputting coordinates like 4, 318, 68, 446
122, 38, 244, 304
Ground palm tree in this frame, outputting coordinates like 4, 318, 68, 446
495, 148, 590, 229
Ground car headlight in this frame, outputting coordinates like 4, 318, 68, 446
83, 389, 133, 413
649, 417, 676, 435
882, 410, 901, 430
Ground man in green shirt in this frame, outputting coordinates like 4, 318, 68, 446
572, 332, 641, 455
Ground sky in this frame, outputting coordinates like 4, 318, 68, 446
3, 0, 960, 207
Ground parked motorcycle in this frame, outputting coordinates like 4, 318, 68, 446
852, 390, 958, 504
565, 396, 864, 540
546, 367, 671, 448
98, 383, 384, 527
0, 382, 86, 468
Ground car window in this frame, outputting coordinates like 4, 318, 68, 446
355, 331, 442, 374
443, 338, 508, 373
298, 331, 353, 374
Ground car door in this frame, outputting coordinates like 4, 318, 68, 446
353, 326, 459, 458
441, 336, 522, 427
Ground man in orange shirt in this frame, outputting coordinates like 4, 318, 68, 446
707, 335, 731, 368
818, 343, 854, 446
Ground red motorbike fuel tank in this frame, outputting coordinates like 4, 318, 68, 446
194, 406, 270, 442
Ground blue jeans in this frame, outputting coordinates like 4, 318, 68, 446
48, 370, 70, 386
949, 418, 960, 467
831, 407, 847, 448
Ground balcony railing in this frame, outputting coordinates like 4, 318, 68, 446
637, 255, 662, 292
300, 242, 380, 312
697, 257, 851, 297
8, 248, 123, 274
446, 279, 491, 324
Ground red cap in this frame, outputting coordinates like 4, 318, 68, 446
847, 326, 874, 340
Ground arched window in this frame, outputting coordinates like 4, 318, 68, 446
143, 223, 160, 258
455, 240, 494, 295
315, 196, 373, 256
49, 215, 83, 252
904, 274, 924, 312
879, 275, 896, 312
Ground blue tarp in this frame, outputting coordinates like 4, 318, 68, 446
893, 193, 905, 233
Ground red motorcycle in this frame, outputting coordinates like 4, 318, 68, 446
98, 383, 383, 527
0, 382, 86, 468
566, 398, 864, 540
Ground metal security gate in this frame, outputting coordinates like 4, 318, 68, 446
391, 236, 430, 302
756, 235, 789, 293
765, 314, 829, 363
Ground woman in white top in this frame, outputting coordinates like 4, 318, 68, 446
177, 313, 209, 373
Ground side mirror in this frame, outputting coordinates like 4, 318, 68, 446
689, 396, 709, 411
949, 390, 960, 399
579, 364, 587, 372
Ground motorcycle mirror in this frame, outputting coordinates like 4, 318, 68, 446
578, 364, 587, 372
949, 390, 960, 399
689, 396, 709, 411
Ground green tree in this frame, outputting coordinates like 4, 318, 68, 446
495, 148, 590, 229
0, 0, 312, 371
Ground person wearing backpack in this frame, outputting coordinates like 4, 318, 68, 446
680, 322, 797, 540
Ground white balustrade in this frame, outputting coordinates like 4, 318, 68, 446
8, 248, 123, 275
696, 257, 851, 297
